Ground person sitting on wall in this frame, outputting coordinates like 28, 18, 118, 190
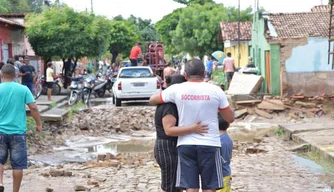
246, 57, 256, 68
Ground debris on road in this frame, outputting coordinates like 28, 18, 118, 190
230, 93, 333, 121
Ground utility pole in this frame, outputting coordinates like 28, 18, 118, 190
91, 0, 94, 13
238, 0, 241, 67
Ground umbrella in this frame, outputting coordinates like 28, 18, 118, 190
211, 51, 226, 64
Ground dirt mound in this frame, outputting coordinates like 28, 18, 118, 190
63, 107, 156, 135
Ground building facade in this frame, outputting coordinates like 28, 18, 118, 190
251, 6, 331, 96
219, 21, 252, 68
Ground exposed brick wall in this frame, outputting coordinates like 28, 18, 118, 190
286, 72, 334, 95
280, 38, 334, 96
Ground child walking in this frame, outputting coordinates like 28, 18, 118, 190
217, 113, 233, 192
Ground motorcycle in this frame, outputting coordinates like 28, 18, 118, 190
67, 75, 91, 106
85, 74, 108, 98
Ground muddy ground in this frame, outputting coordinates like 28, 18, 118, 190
3, 128, 334, 192
3, 105, 333, 191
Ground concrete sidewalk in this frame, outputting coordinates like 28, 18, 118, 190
280, 123, 334, 161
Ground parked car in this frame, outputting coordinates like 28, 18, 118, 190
112, 66, 161, 107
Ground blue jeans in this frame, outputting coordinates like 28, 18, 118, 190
22, 82, 34, 93
0, 133, 28, 169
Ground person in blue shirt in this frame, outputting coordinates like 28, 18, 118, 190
0, 64, 42, 192
217, 112, 233, 192
205, 56, 213, 79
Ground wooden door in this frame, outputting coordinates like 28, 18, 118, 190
265, 51, 271, 93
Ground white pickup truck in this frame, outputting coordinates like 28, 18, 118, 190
112, 66, 161, 107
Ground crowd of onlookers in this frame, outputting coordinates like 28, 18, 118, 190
0, 56, 37, 93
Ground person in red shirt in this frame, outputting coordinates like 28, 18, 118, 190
129, 42, 144, 66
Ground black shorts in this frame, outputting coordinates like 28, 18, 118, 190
130, 59, 138, 66
154, 139, 178, 192
226, 72, 234, 82
176, 145, 223, 190
46, 82, 53, 89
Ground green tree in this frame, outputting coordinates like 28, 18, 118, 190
0, 0, 45, 13
113, 14, 159, 42
226, 6, 265, 22
155, 8, 182, 54
173, 0, 214, 6
170, 3, 228, 58
111, 14, 159, 53
108, 20, 138, 63
25, 5, 110, 87
0, 0, 10, 13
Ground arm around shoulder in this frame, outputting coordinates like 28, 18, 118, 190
149, 92, 164, 105
163, 115, 208, 136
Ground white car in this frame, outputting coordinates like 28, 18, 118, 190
112, 66, 161, 107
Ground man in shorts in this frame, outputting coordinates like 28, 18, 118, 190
150, 59, 235, 192
0, 64, 42, 192
222, 52, 235, 89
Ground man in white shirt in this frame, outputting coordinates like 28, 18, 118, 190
150, 59, 234, 192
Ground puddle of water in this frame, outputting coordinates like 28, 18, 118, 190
292, 154, 325, 174
29, 135, 155, 166
89, 101, 113, 107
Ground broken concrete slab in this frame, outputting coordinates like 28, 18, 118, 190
230, 95, 260, 101
294, 101, 317, 108
41, 108, 69, 121
291, 129, 334, 161
36, 95, 68, 105
279, 123, 334, 137
255, 108, 273, 119
258, 100, 285, 111
235, 100, 262, 105
289, 143, 310, 152
243, 115, 257, 123
26, 105, 50, 113
227, 72, 263, 95
234, 109, 248, 119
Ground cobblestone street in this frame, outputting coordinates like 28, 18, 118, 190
2, 135, 331, 192
231, 137, 328, 192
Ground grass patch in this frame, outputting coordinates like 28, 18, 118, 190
298, 148, 334, 188
304, 151, 334, 173
67, 101, 85, 119
274, 127, 286, 137
50, 101, 57, 108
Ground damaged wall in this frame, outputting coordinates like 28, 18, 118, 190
280, 37, 334, 96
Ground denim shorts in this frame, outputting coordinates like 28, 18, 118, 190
0, 133, 28, 169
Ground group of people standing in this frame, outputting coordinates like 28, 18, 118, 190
205, 53, 236, 89
0, 56, 36, 92
150, 58, 235, 192
0, 57, 56, 101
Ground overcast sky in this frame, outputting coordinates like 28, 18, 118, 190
61, 0, 326, 23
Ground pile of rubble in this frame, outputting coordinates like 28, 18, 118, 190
231, 93, 333, 121
62, 107, 156, 135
